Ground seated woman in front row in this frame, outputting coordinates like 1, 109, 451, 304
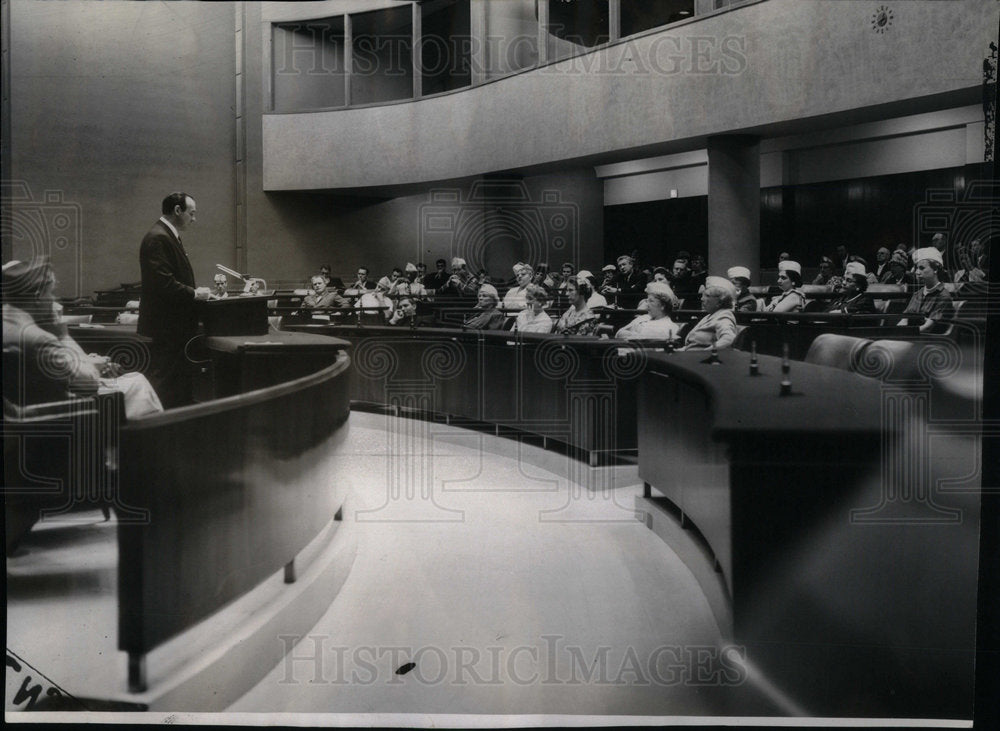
513, 284, 554, 333
901, 247, 955, 333
615, 282, 681, 342
824, 262, 877, 314
554, 277, 599, 336
3, 259, 163, 419
765, 260, 806, 312
677, 276, 739, 351
463, 283, 506, 330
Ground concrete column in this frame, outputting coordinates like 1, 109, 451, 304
707, 135, 760, 279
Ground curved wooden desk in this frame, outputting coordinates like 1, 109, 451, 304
637, 349, 979, 718
117, 342, 352, 692
287, 325, 653, 464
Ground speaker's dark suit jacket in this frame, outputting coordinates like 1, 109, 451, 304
137, 221, 197, 343
137, 220, 198, 406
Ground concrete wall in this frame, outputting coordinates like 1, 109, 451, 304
263, 0, 995, 190
6, 0, 236, 298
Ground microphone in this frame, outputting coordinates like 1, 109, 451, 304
216, 264, 246, 281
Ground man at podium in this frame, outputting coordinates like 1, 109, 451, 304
137, 192, 211, 408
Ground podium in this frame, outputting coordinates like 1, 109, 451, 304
199, 296, 269, 336
204, 332, 349, 397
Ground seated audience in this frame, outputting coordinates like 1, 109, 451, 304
391, 263, 427, 297
554, 278, 599, 336
576, 270, 608, 308
532, 263, 549, 288
765, 260, 806, 312
872, 247, 892, 281
302, 274, 349, 309
604, 255, 647, 307
357, 276, 394, 320
825, 262, 877, 314
598, 265, 617, 295
557, 262, 576, 292
503, 262, 533, 311
513, 284, 554, 333
423, 259, 450, 292
441, 257, 479, 297
240, 277, 265, 296
3, 259, 163, 419
463, 284, 505, 330
954, 243, 986, 283
614, 282, 681, 342
881, 250, 915, 285
211, 273, 229, 298
678, 276, 739, 351
348, 266, 377, 294
669, 258, 698, 302
928, 233, 953, 282
415, 262, 427, 285
727, 266, 757, 312
812, 257, 835, 285
386, 265, 425, 325
687, 255, 707, 293
902, 247, 955, 333
319, 264, 332, 286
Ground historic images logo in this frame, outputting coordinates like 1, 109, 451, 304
871, 6, 894, 34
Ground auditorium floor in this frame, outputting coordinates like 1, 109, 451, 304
6, 410, 780, 721
228, 410, 778, 719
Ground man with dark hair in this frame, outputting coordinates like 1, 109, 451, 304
423, 258, 450, 292
138, 192, 210, 408
668, 258, 696, 302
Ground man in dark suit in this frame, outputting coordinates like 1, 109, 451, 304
137, 192, 210, 408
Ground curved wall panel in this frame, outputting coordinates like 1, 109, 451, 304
263, 0, 994, 190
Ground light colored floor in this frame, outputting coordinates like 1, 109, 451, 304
7, 410, 775, 719
229, 412, 772, 717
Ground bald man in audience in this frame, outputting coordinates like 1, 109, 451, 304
872, 247, 892, 281
303, 274, 349, 309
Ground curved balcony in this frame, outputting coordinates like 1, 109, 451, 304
262, 0, 990, 191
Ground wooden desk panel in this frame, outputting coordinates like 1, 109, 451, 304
637, 349, 979, 718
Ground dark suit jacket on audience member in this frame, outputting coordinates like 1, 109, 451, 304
423, 271, 451, 292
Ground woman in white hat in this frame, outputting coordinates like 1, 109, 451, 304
614, 281, 681, 342
902, 247, 955, 333
677, 276, 739, 351
554, 277, 599, 336
463, 283, 506, 330
727, 266, 757, 312
825, 262, 877, 314
765, 260, 806, 312
513, 284, 554, 333
357, 275, 395, 321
